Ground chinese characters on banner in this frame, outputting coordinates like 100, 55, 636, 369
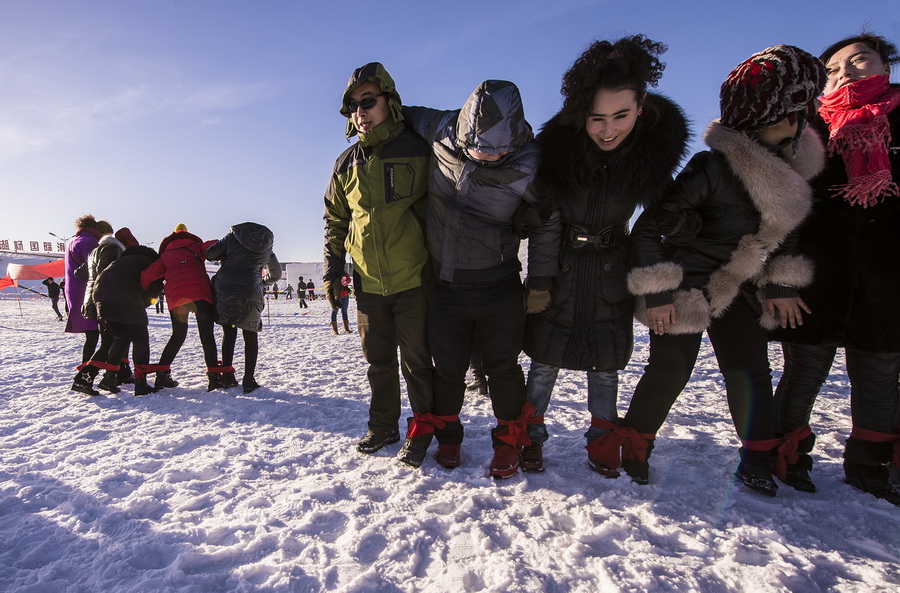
0, 239, 65, 253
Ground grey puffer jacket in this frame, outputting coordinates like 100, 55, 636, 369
404, 80, 560, 285
206, 222, 281, 332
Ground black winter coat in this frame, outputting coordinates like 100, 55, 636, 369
628, 121, 825, 334
206, 222, 281, 332
93, 246, 162, 325
81, 235, 125, 320
772, 102, 900, 352
524, 94, 689, 371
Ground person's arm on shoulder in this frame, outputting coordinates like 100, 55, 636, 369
402, 106, 455, 144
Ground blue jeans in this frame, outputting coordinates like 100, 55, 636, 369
331, 296, 350, 323
525, 360, 618, 444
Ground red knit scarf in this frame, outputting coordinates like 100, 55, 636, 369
818, 75, 900, 207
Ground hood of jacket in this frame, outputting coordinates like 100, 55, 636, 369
340, 62, 404, 140
456, 80, 533, 155
159, 231, 203, 254
97, 234, 125, 251
230, 222, 274, 254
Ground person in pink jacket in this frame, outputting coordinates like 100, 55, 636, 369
141, 223, 222, 391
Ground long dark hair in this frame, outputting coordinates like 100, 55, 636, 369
820, 33, 899, 67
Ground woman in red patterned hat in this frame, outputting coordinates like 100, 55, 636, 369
591, 45, 826, 496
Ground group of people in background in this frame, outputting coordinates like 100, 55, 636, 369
64, 218, 280, 397
322, 32, 900, 506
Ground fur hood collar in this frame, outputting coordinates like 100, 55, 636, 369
537, 93, 690, 205
629, 120, 825, 333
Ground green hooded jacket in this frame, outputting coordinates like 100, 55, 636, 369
323, 63, 431, 296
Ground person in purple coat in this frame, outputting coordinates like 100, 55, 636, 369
64, 216, 109, 360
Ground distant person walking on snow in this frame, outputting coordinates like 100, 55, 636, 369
42, 277, 63, 320
330, 272, 353, 334
297, 277, 308, 309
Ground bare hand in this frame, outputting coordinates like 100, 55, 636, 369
767, 297, 811, 329
647, 304, 677, 336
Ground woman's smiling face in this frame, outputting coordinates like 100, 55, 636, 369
585, 88, 643, 151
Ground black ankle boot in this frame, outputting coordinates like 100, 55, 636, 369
219, 372, 239, 389
207, 372, 221, 392
242, 376, 260, 394
154, 370, 179, 389
782, 453, 816, 493
134, 377, 157, 396
97, 371, 121, 394
71, 369, 100, 396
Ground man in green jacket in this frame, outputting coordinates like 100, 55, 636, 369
323, 62, 435, 468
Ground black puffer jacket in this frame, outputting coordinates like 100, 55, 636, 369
404, 80, 560, 284
206, 222, 281, 332
524, 94, 689, 371
81, 235, 125, 320
773, 101, 900, 352
628, 121, 825, 333
93, 246, 162, 325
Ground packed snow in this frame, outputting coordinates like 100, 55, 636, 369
1, 292, 897, 593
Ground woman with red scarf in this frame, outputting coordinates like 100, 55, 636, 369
772, 34, 900, 505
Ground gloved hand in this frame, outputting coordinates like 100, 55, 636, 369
524, 288, 552, 314
324, 279, 342, 311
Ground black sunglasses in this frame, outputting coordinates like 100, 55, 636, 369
347, 93, 385, 112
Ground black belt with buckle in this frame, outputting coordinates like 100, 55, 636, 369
565, 223, 629, 250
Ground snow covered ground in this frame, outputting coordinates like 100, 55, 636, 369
1, 294, 897, 593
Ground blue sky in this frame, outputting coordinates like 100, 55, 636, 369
1, 0, 898, 263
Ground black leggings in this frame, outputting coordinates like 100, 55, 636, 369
221, 325, 258, 378
159, 301, 218, 368
81, 329, 99, 363
622, 297, 776, 445
101, 321, 150, 371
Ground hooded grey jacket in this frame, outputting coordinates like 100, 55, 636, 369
404, 80, 560, 285
206, 222, 281, 332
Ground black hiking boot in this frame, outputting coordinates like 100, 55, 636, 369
781, 453, 816, 493
357, 430, 400, 454
844, 461, 900, 506
206, 372, 221, 392
397, 433, 433, 468
117, 361, 134, 385
735, 461, 778, 497
520, 443, 544, 473
154, 370, 179, 389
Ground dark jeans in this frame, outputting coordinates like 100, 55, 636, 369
221, 324, 259, 378
355, 285, 433, 434
159, 301, 218, 368
428, 275, 526, 445
775, 343, 900, 437
50, 297, 62, 318
331, 296, 350, 323
623, 297, 776, 456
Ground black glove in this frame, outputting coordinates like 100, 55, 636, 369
524, 288, 552, 314
324, 279, 341, 310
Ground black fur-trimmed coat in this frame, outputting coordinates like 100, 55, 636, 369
523, 93, 690, 371
772, 103, 900, 352
628, 120, 825, 333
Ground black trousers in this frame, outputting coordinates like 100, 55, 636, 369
222, 324, 259, 378
101, 320, 150, 371
159, 301, 218, 368
775, 343, 900, 438
355, 285, 433, 434
623, 297, 776, 454
428, 275, 526, 445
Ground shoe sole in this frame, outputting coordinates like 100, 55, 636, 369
520, 462, 544, 473
490, 469, 519, 479
588, 460, 620, 478
734, 471, 778, 497
357, 434, 400, 454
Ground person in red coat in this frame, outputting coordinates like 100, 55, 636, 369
141, 223, 222, 391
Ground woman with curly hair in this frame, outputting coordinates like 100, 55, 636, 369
593, 45, 826, 497
772, 33, 900, 505
521, 36, 689, 472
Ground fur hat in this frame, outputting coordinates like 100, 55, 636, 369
115, 227, 139, 248
174, 223, 188, 232
720, 45, 825, 131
